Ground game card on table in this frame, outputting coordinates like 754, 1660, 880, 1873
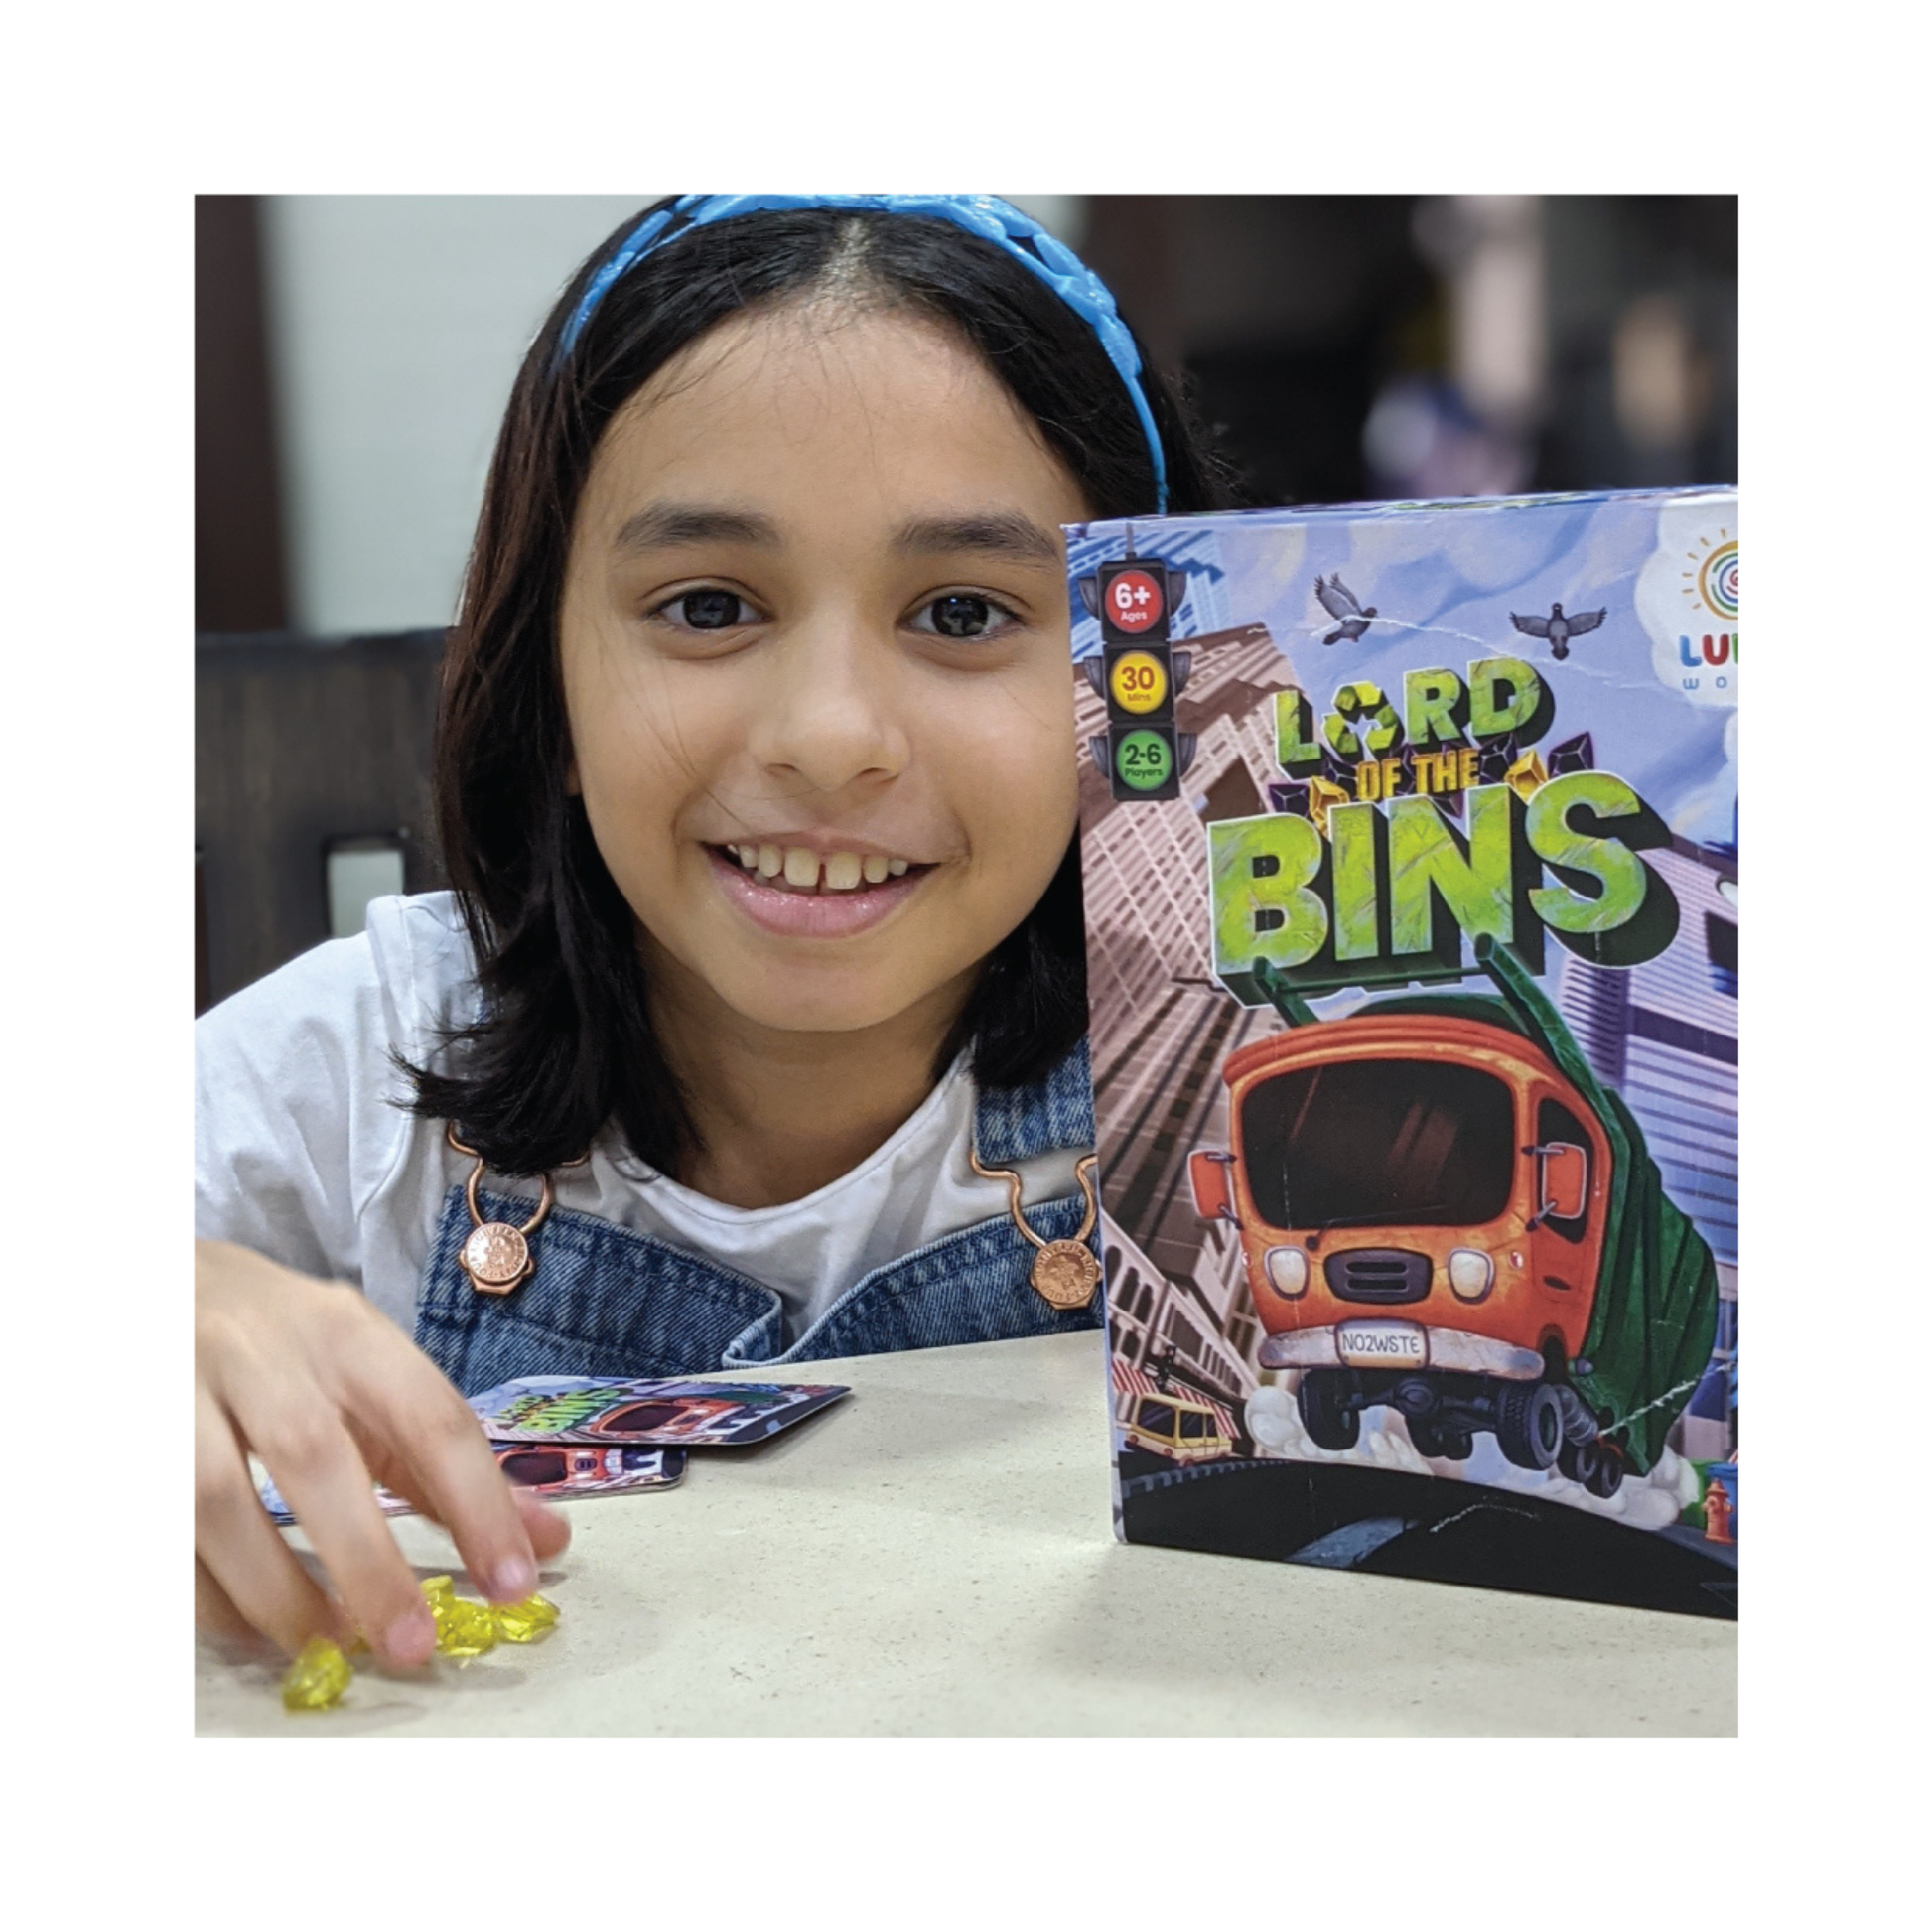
465, 1375, 851, 1447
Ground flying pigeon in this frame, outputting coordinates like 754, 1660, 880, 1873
1314, 574, 1377, 645
1510, 602, 1605, 661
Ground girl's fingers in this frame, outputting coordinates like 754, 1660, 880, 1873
513, 1486, 574, 1562
351, 1369, 544, 1604
376, 1462, 573, 1570
198, 1251, 556, 1647
303, 1282, 544, 1600
225, 1381, 438, 1668
194, 1382, 338, 1657
195, 1555, 267, 1650
369, 1449, 573, 1562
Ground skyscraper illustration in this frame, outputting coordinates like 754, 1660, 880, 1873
1078, 616, 1302, 1417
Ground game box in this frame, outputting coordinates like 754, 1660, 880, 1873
1068, 488, 1738, 1617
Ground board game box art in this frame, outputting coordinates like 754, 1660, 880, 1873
1067, 488, 1738, 1618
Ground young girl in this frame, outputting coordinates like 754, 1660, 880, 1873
194, 195, 1234, 1667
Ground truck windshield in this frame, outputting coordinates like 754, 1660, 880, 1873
1239, 1058, 1515, 1231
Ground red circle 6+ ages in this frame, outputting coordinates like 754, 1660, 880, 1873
1106, 568, 1164, 634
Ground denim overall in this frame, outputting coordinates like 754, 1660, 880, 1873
415, 1040, 1102, 1397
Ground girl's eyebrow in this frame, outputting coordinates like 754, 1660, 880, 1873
612, 502, 782, 556
891, 512, 1061, 566
610, 503, 1061, 567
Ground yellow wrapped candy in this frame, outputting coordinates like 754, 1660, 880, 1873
282, 1636, 353, 1712
419, 1575, 455, 1602
491, 1593, 560, 1644
431, 1595, 499, 1659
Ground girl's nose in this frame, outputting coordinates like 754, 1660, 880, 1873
747, 622, 911, 795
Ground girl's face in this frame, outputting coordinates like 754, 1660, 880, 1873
558, 302, 1090, 1045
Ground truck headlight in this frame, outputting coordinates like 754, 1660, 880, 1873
1448, 1248, 1493, 1302
1264, 1246, 1309, 1297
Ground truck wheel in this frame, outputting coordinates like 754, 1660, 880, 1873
1559, 1436, 1629, 1496
1583, 1442, 1625, 1497
1298, 1370, 1360, 1451
1496, 1380, 1564, 1471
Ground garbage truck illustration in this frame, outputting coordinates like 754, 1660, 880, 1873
1187, 937, 1718, 1495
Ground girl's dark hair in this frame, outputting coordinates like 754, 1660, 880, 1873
409, 201, 1239, 1176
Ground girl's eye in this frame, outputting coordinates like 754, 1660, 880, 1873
914, 594, 1018, 641
656, 589, 759, 630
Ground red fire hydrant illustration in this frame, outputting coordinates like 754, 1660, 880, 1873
1702, 1477, 1734, 1544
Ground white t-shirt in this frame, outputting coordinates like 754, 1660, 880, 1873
195, 893, 1086, 1344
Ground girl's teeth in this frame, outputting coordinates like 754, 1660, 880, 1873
727, 844, 919, 892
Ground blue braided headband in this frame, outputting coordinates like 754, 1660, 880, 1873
554, 193, 1168, 513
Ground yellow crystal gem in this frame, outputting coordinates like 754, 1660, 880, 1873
419, 1575, 455, 1601
431, 1596, 498, 1658
491, 1593, 560, 1644
281, 1636, 353, 1712
1503, 749, 1549, 803
1306, 775, 1350, 839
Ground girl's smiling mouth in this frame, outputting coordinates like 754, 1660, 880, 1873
703, 841, 938, 938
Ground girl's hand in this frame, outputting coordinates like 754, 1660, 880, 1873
194, 1238, 570, 1666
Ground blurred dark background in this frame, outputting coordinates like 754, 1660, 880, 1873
197, 194, 1736, 1011
1080, 195, 1735, 507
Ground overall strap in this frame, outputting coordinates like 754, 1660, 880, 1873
971, 1036, 1096, 1167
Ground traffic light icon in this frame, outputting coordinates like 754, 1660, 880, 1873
1077, 558, 1196, 801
